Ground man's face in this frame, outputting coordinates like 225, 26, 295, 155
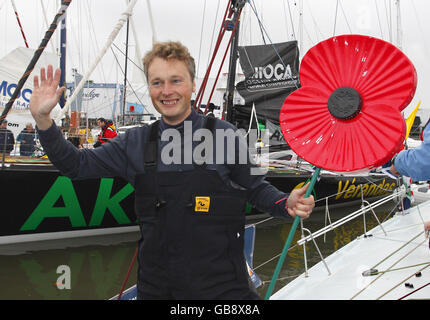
97, 120, 104, 128
147, 57, 195, 125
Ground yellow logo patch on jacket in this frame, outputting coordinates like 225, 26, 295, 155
195, 197, 210, 213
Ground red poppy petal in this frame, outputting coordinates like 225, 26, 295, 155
280, 87, 405, 172
299, 35, 417, 112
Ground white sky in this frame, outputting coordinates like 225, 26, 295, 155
1, 0, 430, 121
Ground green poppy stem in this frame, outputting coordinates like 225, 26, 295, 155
264, 166, 321, 300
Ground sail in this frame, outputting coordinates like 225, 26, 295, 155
0, 47, 61, 137
235, 41, 300, 127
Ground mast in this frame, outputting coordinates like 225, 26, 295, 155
122, 5, 130, 126
299, 0, 304, 58
396, 0, 402, 50
225, 0, 246, 124
59, 6, 67, 108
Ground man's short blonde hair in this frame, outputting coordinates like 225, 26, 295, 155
143, 41, 196, 81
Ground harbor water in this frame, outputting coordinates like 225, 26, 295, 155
0, 199, 399, 300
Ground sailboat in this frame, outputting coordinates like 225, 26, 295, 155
0, 1, 142, 245
0, 0, 405, 246
192, 0, 399, 219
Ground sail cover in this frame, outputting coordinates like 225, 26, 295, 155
235, 41, 300, 127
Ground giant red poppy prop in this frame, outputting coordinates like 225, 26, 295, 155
280, 35, 417, 173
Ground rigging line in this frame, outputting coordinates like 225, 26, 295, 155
332, 0, 339, 37
374, 0, 384, 39
372, 231, 423, 270
85, 81, 147, 117
338, 0, 352, 34
384, 0, 392, 43
250, 0, 266, 45
110, 47, 147, 114
377, 260, 430, 300
350, 233, 426, 300
304, 0, 323, 42
10, 0, 29, 48
85, 0, 108, 85
203, 7, 243, 114
398, 281, 430, 300
374, 261, 430, 275
282, 0, 289, 41
411, 0, 430, 57
380, 197, 403, 224
196, 0, 207, 79
246, 1, 299, 90
0, 0, 72, 122
39, 0, 56, 53
205, 0, 221, 72
193, 0, 231, 110
56, 0, 138, 122
112, 43, 145, 73
254, 241, 301, 271
286, 0, 296, 40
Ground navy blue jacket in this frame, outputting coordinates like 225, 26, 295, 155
37, 109, 290, 218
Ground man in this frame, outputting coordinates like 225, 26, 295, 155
391, 121, 430, 232
0, 120, 15, 155
17, 123, 37, 156
93, 117, 117, 148
30, 41, 315, 300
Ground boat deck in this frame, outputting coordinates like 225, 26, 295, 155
271, 200, 430, 300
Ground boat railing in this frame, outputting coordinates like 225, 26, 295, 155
252, 180, 406, 283
297, 186, 405, 247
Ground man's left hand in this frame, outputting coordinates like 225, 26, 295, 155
286, 182, 315, 219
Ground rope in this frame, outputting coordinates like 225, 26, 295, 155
117, 247, 138, 300
371, 231, 423, 270
374, 0, 384, 39
55, 0, 138, 122
350, 234, 427, 299
246, 0, 299, 91
377, 261, 430, 300
398, 281, 430, 300
332, 0, 339, 36
203, 11, 242, 114
196, 0, 207, 79
0, 0, 72, 122
193, 0, 231, 112
373, 261, 430, 275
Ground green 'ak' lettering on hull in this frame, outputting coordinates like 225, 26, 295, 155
20, 177, 135, 231
20, 176, 86, 231
89, 178, 134, 226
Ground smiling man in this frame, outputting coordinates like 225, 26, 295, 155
30, 41, 315, 300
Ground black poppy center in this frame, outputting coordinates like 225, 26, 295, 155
327, 87, 362, 120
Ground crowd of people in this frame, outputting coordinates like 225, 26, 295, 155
0, 117, 120, 156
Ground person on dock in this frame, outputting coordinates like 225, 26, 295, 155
29, 41, 315, 300
390, 121, 430, 232
17, 123, 37, 156
205, 102, 216, 118
93, 117, 117, 148
0, 120, 15, 155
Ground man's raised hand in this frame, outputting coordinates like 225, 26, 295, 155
29, 65, 66, 130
